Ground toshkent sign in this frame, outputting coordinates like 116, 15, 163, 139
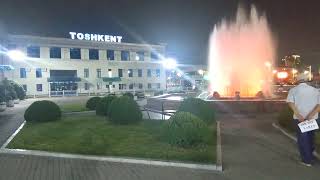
69, 32, 123, 43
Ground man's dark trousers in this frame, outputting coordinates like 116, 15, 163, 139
294, 119, 315, 164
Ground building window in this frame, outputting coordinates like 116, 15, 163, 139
20, 68, 26, 78
84, 68, 89, 78
138, 83, 143, 89
107, 50, 114, 60
70, 48, 81, 59
128, 69, 133, 77
97, 69, 101, 78
138, 69, 142, 77
50, 47, 61, 58
22, 85, 27, 92
157, 83, 161, 89
129, 84, 134, 90
97, 83, 102, 90
89, 49, 99, 60
27, 46, 40, 58
84, 83, 90, 90
148, 83, 152, 89
156, 69, 160, 77
36, 68, 42, 78
121, 51, 130, 61
118, 69, 123, 77
36, 84, 43, 92
136, 51, 144, 61
151, 52, 159, 60
147, 69, 152, 77
108, 69, 112, 77
119, 84, 126, 90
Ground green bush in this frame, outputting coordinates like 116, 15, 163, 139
86, 97, 101, 110
108, 96, 142, 124
24, 100, 61, 122
96, 95, 117, 116
277, 106, 295, 132
123, 92, 134, 99
163, 112, 210, 147
12, 83, 26, 100
178, 98, 215, 124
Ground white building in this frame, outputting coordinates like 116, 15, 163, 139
0, 33, 166, 97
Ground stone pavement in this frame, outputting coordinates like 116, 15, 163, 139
0, 97, 319, 179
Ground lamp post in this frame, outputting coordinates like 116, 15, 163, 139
162, 58, 177, 91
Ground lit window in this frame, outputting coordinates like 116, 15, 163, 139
89, 49, 99, 60
136, 51, 144, 61
50, 47, 61, 58
128, 69, 133, 77
27, 46, 40, 58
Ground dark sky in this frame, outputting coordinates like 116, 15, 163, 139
0, 0, 319, 67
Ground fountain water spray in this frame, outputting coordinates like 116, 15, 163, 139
208, 5, 275, 97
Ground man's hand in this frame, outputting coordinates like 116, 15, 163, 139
297, 114, 305, 122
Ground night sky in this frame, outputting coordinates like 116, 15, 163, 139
0, 0, 319, 67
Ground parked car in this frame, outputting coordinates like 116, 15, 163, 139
135, 92, 145, 99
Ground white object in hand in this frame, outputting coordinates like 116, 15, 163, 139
298, 119, 319, 133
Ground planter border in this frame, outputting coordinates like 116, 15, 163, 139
0, 120, 223, 172
272, 122, 320, 160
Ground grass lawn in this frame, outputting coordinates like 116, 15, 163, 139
59, 103, 89, 112
8, 114, 216, 164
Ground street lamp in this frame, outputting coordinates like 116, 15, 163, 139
162, 58, 177, 70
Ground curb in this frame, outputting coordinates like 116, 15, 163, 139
62, 111, 95, 116
216, 121, 223, 171
272, 122, 320, 160
0, 120, 222, 172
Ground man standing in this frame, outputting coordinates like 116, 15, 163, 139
287, 74, 320, 167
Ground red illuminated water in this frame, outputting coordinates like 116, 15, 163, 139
208, 5, 275, 97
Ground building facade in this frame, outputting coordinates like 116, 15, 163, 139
1, 34, 166, 97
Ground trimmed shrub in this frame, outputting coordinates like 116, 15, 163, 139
277, 106, 295, 132
108, 96, 142, 124
178, 98, 215, 124
13, 83, 26, 100
86, 97, 101, 110
123, 92, 134, 99
163, 112, 210, 147
96, 95, 117, 116
24, 100, 61, 122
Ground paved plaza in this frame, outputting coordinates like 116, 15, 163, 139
0, 97, 319, 179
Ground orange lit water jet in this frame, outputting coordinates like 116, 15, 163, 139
208, 5, 275, 97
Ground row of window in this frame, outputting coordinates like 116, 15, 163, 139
22, 83, 161, 92
20, 68, 161, 78
85, 68, 161, 78
19, 45, 159, 61
86, 83, 161, 90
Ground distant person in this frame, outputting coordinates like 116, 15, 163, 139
286, 73, 320, 167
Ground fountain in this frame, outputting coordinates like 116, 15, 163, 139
208, 5, 275, 98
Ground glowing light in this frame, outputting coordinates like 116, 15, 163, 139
264, 61, 272, 68
6, 50, 26, 61
277, 72, 288, 79
198, 69, 204, 75
177, 72, 182, 77
272, 70, 277, 74
292, 69, 298, 74
208, 5, 275, 97
162, 58, 177, 69
304, 70, 309, 75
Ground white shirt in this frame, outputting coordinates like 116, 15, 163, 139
286, 83, 320, 119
